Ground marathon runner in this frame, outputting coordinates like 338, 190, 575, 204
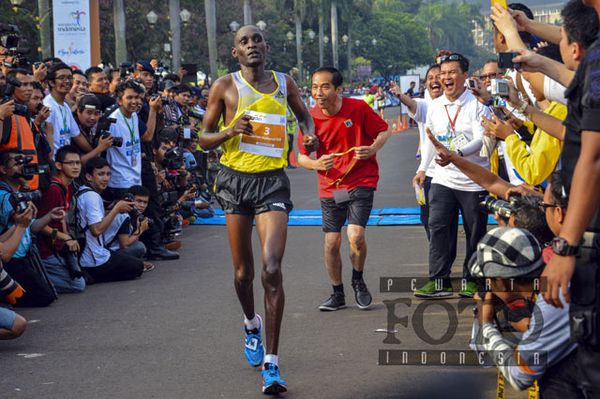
298, 67, 390, 311
199, 25, 318, 395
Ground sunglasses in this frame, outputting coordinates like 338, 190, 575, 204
440, 54, 465, 63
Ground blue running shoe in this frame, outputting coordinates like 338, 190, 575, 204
262, 363, 287, 395
244, 314, 264, 367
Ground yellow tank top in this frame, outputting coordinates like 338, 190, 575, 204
220, 70, 289, 173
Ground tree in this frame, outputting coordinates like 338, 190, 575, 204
113, 0, 127, 65
205, 0, 218, 81
330, 0, 338, 68
37, 0, 51, 59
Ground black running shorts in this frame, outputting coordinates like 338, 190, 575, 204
320, 187, 375, 233
215, 166, 293, 215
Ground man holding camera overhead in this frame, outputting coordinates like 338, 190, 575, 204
103, 80, 160, 202
416, 53, 490, 299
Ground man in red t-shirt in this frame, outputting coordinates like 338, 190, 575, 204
298, 67, 390, 311
39, 145, 85, 293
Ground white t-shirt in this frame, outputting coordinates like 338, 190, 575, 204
423, 90, 491, 191
103, 213, 130, 252
43, 94, 80, 155
544, 76, 567, 105
106, 108, 142, 188
77, 186, 111, 267
409, 98, 436, 177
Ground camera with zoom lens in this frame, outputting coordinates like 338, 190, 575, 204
161, 147, 185, 170
480, 195, 518, 220
1, 75, 30, 117
10, 189, 41, 213
94, 116, 123, 147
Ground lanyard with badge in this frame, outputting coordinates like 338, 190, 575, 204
57, 103, 69, 145
120, 110, 138, 167
443, 105, 469, 151
325, 147, 359, 204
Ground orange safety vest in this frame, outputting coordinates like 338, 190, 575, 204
1, 115, 39, 190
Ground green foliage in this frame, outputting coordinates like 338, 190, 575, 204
0, 4, 44, 63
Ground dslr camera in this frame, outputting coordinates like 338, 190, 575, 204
161, 147, 185, 171
14, 154, 49, 180
123, 193, 152, 225
0, 75, 29, 117
10, 189, 41, 213
94, 115, 123, 147
480, 195, 518, 221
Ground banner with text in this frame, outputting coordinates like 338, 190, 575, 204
53, 0, 91, 70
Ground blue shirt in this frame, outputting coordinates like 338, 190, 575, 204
0, 183, 32, 258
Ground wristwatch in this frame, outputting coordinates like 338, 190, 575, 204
456, 149, 464, 157
551, 236, 580, 256
517, 100, 529, 114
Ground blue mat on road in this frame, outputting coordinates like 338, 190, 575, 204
192, 208, 498, 226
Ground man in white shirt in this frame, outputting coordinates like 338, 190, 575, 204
104, 80, 160, 201
43, 63, 92, 158
77, 157, 144, 283
416, 53, 490, 299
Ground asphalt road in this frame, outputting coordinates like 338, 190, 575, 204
1, 113, 526, 399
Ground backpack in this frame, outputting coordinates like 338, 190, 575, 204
50, 181, 94, 255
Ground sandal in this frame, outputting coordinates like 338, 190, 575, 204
143, 262, 155, 272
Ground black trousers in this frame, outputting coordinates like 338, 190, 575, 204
539, 350, 586, 399
428, 183, 487, 280
4, 257, 56, 307
82, 251, 143, 284
569, 247, 600, 398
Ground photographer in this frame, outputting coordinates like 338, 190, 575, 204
77, 157, 143, 283
470, 227, 582, 397
162, 84, 191, 128
38, 145, 85, 293
103, 185, 154, 272
0, 68, 41, 190
72, 94, 114, 165
104, 80, 160, 201
43, 63, 93, 157
0, 149, 64, 307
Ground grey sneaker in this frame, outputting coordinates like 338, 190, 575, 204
351, 279, 372, 309
319, 292, 346, 311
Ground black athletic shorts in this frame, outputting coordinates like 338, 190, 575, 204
320, 187, 375, 233
215, 165, 293, 215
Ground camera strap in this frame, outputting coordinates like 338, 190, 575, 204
119, 110, 138, 166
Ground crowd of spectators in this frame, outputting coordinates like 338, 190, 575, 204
0, 56, 217, 340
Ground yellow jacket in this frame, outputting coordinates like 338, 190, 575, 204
505, 101, 567, 186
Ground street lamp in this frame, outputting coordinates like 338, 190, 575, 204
146, 10, 158, 28
372, 38, 377, 46
10, 0, 24, 12
306, 29, 316, 42
229, 20, 240, 33
180, 9, 192, 27
355, 39, 360, 47
286, 31, 295, 41
341, 34, 348, 44
323, 35, 329, 44
256, 20, 267, 31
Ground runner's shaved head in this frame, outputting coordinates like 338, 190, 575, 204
233, 25, 264, 46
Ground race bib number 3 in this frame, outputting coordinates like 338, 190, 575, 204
239, 110, 286, 158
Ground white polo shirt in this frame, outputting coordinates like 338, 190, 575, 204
106, 108, 143, 188
409, 98, 436, 178
423, 89, 490, 191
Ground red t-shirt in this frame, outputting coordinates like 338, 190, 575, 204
38, 178, 74, 259
299, 97, 389, 198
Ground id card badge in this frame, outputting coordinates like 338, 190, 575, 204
183, 127, 191, 139
333, 188, 350, 204
452, 134, 469, 150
